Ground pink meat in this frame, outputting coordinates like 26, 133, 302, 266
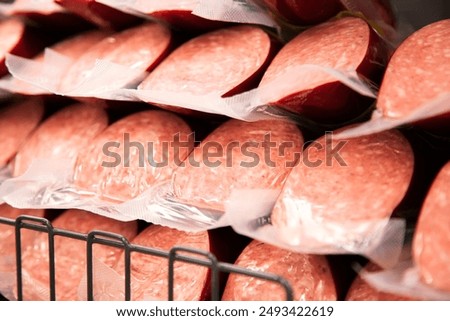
413, 161, 450, 292
138, 25, 276, 114
259, 17, 386, 123
20, 209, 138, 300
377, 19, 450, 131
114, 224, 210, 301
271, 128, 414, 229
260, 0, 343, 25
346, 263, 417, 301
59, 22, 172, 93
13, 103, 108, 177
55, 0, 138, 29
172, 119, 303, 212
0, 204, 46, 257
222, 240, 337, 301
73, 110, 193, 202
0, 98, 44, 168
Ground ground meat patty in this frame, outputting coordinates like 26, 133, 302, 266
0, 98, 44, 168
73, 110, 193, 202
172, 119, 303, 212
0, 204, 45, 257
59, 22, 172, 93
55, 0, 138, 29
377, 19, 450, 130
222, 240, 336, 301
261, 0, 343, 25
259, 17, 386, 123
13, 103, 108, 177
138, 25, 276, 113
413, 161, 450, 292
346, 263, 417, 301
20, 209, 138, 300
113, 224, 210, 301
0, 17, 43, 77
271, 128, 414, 230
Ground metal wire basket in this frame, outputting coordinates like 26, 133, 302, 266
0, 215, 294, 301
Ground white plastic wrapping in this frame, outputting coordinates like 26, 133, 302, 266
6, 45, 377, 121
97, 0, 278, 29
192, 0, 277, 29
117, 64, 375, 121
362, 260, 450, 301
225, 189, 406, 269
335, 93, 450, 139
0, 158, 177, 223
0, 75, 49, 95
0, 0, 65, 16
6, 50, 147, 99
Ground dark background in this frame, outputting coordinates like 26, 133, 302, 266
391, 0, 450, 31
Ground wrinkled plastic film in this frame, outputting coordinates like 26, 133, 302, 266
362, 261, 450, 301
7, 49, 377, 120
0, 75, 50, 95
97, 0, 278, 29
335, 93, 450, 139
6, 50, 149, 99
95, 0, 163, 20
121, 181, 231, 231
78, 256, 127, 301
225, 189, 406, 268
97, 0, 197, 15
193, 0, 277, 29
6, 51, 70, 94
131, 64, 377, 121
0, 159, 224, 230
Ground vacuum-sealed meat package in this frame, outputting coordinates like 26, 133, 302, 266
222, 240, 337, 301
337, 19, 450, 139
0, 109, 195, 227
229, 127, 414, 268
6, 22, 172, 99
73, 110, 193, 202
126, 118, 303, 231
127, 17, 379, 121
0, 29, 110, 95
257, 16, 386, 123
